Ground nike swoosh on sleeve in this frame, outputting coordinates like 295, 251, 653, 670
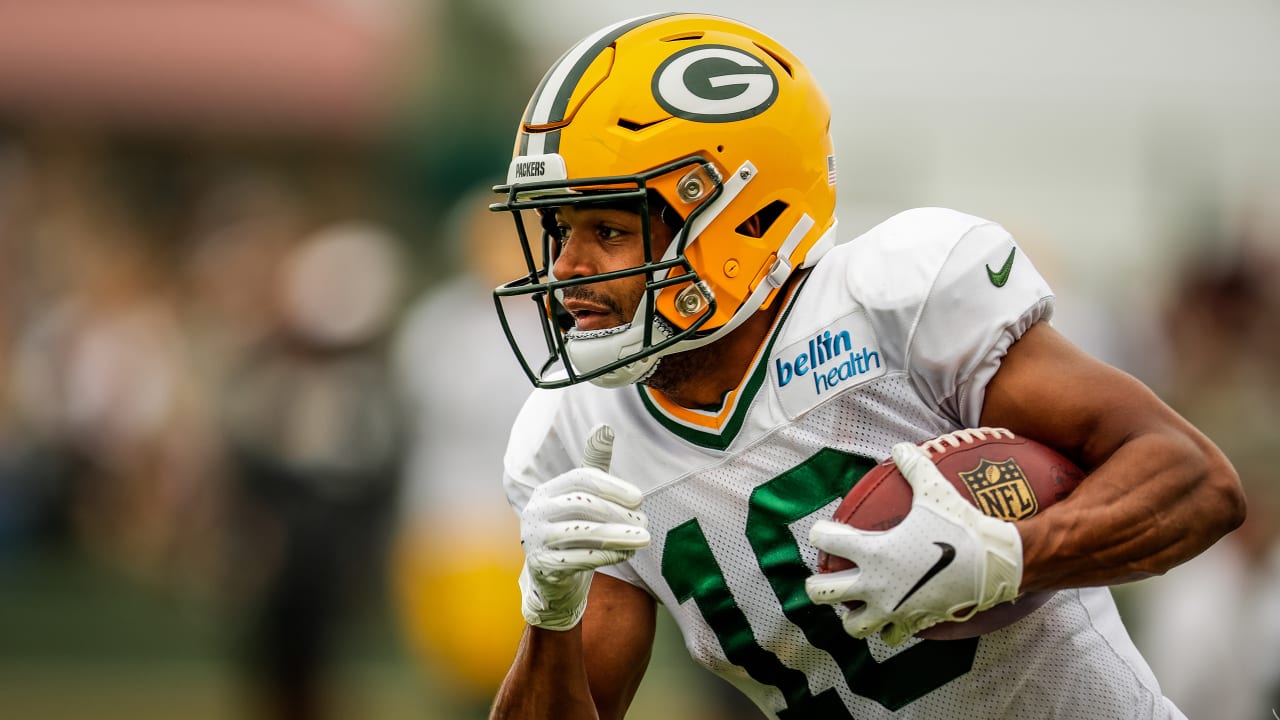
985, 247, 1017, 287
893, 541, 956, 610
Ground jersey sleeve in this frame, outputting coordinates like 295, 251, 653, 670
502, 388, 573, 514
847, 207, 1055, 427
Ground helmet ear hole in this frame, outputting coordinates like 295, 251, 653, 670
660, 203, 685, 231
735, 200, 789, 239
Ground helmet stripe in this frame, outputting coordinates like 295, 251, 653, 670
519, 12, 679, 156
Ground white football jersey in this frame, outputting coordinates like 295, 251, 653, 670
504, 208, 1183, 719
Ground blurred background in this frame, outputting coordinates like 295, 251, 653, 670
0, 1, 1276, 719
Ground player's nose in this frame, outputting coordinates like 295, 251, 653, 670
552, 230, 597, 279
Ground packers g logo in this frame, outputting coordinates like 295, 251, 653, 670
652, 44, 778, 123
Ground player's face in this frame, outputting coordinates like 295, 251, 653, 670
550, 204, 674, 332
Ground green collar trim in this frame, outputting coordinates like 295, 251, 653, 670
638, 275, 809, 450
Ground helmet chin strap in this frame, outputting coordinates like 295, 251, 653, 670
564, 321, 665, 388
570, 321, 670, 388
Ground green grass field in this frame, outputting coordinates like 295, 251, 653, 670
0, 545, 740, 720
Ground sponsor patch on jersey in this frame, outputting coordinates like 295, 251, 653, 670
959, 458, 1038, 520
770, 310, 885, 419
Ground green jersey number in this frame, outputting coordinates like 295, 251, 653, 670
661, 448, 978, 715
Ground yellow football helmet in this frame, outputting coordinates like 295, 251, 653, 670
492, 12, 838, 388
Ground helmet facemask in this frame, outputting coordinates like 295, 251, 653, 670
492, 156, 724, 389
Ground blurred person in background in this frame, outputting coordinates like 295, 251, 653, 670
3, 136, 217, 584
1129, 215, 1280, 719
219, 221, 408, 720
0, 138, 61, 554
389, 187, 537, 718
0, 1, 503, 718
180, 171, 309, 375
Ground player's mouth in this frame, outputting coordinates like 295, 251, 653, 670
561, 300, 618, 331
559, 285, 630, 331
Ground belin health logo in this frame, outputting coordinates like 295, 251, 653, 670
774, 328, 881, 396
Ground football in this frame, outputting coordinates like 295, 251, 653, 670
817, 427, 1085, 640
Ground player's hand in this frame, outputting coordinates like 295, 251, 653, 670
805, 442, 1023, 646
519, 425, 650, 631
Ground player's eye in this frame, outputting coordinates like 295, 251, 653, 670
597, 226, 624, 242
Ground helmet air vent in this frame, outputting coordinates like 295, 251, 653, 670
617, 117, 667, 132
753, 43, 794, 78
736, 200, 789, 238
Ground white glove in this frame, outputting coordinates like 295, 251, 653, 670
805, 442, 1023, 646
519, 425, 650, 631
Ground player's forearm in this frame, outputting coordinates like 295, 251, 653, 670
1016, 427, 1244, 592
490, 624, 600, 720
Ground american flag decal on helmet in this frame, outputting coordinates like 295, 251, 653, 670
827, 155, 837, 185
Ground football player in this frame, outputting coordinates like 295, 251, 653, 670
486, 12, 1244, 719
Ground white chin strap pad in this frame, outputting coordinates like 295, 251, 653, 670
588, 355, 661, 388
566, 320, 670, 388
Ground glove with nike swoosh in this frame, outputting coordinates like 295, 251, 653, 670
519, 425, 650, 631
805, 442, 1023, 646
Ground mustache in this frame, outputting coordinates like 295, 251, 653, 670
559, 286, 624, 315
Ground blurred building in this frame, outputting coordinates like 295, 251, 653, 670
0, 0, 407, 137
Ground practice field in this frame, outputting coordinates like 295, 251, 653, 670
0, 546, 734, 720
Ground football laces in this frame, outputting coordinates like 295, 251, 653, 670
918, 427, 1014, 457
